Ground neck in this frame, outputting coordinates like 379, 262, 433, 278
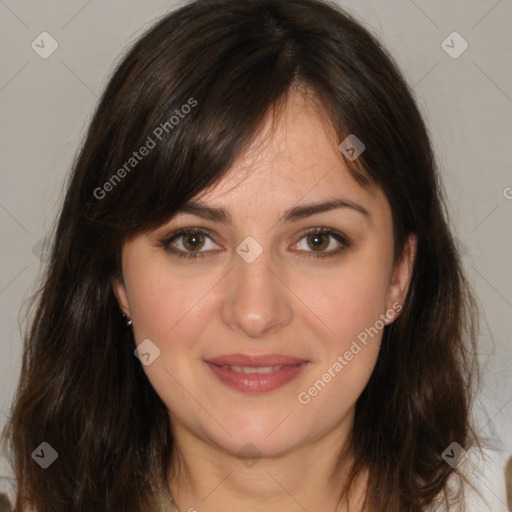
166, 418, 368, 512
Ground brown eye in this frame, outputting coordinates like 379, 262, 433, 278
293, 228, 350, 259
182, 232, 206, 252
306, 233, 330, 252
161, 228, 219, 259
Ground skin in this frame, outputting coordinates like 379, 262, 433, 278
114, 88, 416, 512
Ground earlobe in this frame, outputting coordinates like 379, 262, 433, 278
112, 277, 130, 317
385, 234, 417, 323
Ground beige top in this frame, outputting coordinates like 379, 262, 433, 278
156, 490, 370, 512
1, 478, 372, 512
157, 488, 180, 512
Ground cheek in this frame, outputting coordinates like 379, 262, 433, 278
126, 255, 210, 340
295, 252, 391, 345
125, 263, 215, 414
295, 268, 388, 412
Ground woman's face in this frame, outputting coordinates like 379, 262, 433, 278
114, 90, 415, 460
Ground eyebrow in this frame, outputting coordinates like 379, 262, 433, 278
172, 198, 370, 225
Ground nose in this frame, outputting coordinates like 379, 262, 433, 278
220, 243, 294, 339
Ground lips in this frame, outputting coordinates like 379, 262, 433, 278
204, 353, 309, 393
205, 353, 308, 367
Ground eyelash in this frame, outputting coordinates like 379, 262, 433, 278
159, 227, 350, 260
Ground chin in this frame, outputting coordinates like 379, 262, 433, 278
224, 433, 302, 461
203, 417, 310, 460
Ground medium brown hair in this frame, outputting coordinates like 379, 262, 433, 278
2, 0, 482, 510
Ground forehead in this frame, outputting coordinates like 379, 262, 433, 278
193, 89, 387, 219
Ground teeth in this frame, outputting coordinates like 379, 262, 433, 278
221, 365, 283, 374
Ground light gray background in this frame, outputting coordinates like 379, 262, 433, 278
0, 0, 511, 509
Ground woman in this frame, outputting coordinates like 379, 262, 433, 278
1, 0, 482, 510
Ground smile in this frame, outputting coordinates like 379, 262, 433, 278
219, 364, 297, 373
204, 360, 309, 393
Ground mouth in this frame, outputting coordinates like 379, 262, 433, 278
213, 364, 299, 374
203, 354, 309, 393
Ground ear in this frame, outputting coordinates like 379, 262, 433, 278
112, 276, 130, 317
385, 234, 417, 324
